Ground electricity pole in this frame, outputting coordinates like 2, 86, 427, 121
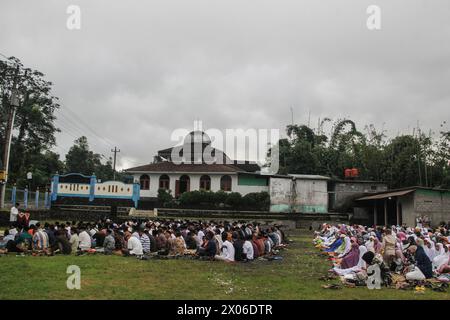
111, 147, 120, 180
0, 65, 20, 208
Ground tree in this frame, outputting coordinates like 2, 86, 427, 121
273, 117, 450, 190
1, 56, 60, 189
64, 136, 114, 181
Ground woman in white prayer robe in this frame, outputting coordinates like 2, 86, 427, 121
423, 239, 437, 261
432, 243, 449, 271
332, 245, 368, 276
365, 236, 375, 253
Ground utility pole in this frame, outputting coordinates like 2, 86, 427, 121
111, 147, 120, 180
0, 65, 20, 208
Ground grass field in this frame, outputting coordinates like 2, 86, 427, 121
0, 229, 448, 300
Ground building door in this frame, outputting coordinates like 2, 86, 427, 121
180, 175, 190, 193
175, 180, 180, 198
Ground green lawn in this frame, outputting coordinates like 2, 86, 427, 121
0, 230, 448, 300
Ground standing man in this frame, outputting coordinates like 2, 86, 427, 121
10, 203, 20, 223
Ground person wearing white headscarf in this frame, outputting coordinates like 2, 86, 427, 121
432, 244, 450, 271
423, 238, 437, 261
365, 236, 375, 253
332, 244, 368, 276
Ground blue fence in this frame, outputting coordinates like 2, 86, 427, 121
7, 186, 50, 210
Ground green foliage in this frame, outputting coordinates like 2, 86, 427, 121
243, 191, 270, 209
224, 192, 242, 207
272, 119, 450, 189
1, 57, 60, 189
64, 136, 114, 181
213, 190, 228, 204
157, 188, 173, 206
176, 190, 269, 210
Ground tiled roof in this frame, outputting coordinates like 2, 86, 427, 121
124, 162, 244, 173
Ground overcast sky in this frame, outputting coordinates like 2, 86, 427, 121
1, 0, 450, 169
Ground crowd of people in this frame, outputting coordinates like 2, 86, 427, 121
313, 222, 450, 289
0, 216, 287, 262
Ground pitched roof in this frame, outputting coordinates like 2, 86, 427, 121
124, 162, 244, 173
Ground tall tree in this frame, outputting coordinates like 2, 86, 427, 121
1, 56, 60, 188
64, 136, 114, 181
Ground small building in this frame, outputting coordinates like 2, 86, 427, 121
269, 174, 329, 213
355, 187, 450, 227
328, 179, 388, 222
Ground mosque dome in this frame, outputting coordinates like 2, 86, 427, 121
185, 131, 211, 145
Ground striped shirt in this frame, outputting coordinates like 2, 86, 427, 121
140, 234, 151, 253
32, 229, 49, 250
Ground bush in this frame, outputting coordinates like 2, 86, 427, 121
179, 190, 201, 206
224, 192, 242, 207
212, 190, 228, 205
174, 190, 269, 211
157, 188, 173, 206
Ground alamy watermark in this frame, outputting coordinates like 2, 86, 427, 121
66, 265, 81, 290
367, 5, 381, 30
169, 121, 280, 174
66, 5, 81, 30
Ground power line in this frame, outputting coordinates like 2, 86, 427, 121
55, 110, 112, 152
63, 106, 115, 147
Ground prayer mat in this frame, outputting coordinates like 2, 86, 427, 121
391, 274, 406, 284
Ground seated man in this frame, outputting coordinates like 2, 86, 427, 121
103, 229, 116, 255
215, 232, 235, 262
69, 228, 80, 254
170, 231, 186, 256
55, 229, 72, 255
78, 226, 92, 251
242, 235, 255, 261
124, 233, 143, 257
184, 231, 198, 250
32, 223, 49, 253
0, 229, 15, 249
197, 231, 216, 259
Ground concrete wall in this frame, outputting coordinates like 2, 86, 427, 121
330, 181, 388, 211
269, 178, 328, 213
134, 172, 267, 197
399, 194, 415, 227
413, 189, 450, 226
269, 178, 292, 213
294, 179, 328, 213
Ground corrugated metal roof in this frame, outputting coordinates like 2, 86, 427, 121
356, 189, 415, 201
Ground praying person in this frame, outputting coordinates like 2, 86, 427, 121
242, 234, 254, 261
125, 233, 143, 257
103, 229, 115, 255
215, 232, 235, 262
405, 245, 433, 280
78, 226, 92, 251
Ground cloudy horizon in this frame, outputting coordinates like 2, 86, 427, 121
1, 0, 450, 170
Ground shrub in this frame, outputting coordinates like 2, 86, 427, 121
179, 190, 202, 206
157, 188, 173, 205
224, 192, 242, 207
174, 190, 268, 210
243, 191, 270, 210
213, 190, 228, 205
